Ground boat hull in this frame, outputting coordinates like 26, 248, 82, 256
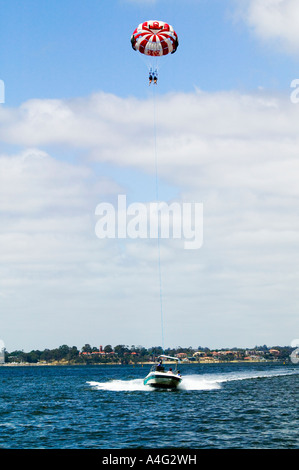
144, 371, 182, 389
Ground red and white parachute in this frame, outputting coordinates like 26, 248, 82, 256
131, 20, 179, 57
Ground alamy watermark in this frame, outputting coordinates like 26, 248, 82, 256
0, 80, 4, 104
290, 79, 299, 104
290, 339, 299, 364
0, 339, 5, 364
95, 195, 203, 249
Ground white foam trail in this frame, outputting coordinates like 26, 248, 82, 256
87, 379, 151, 392
178, 375, 221, 391
179, 367, 299, 391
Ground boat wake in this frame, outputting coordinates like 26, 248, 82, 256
179, 367, 299, 391
87, 367, 298, 392
87, 379, 150, 392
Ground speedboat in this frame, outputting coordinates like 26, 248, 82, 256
143, 355, 182, 389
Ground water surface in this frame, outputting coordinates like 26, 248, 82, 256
0, 362, 298, 448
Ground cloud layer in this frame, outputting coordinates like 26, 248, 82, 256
1, 88, 299, 350
241, 0, 299, 54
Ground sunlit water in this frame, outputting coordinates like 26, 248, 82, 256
1, 363, 298, 448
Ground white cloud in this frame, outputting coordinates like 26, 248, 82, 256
239, 0, 299, 54
1, 89, 299, 350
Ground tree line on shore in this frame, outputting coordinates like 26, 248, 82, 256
3, 343, 295, 364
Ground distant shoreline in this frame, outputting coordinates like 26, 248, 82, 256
0, 359, 284, 367
2, 345, 293, 366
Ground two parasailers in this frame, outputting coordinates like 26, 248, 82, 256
149, 68, 158, 85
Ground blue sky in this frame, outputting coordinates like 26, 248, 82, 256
1, 0, 299, 351
1, 0, 298, 105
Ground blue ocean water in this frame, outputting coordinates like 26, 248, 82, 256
0, 362, 298, 449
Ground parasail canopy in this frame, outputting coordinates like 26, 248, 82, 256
131, 20, 179, 57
